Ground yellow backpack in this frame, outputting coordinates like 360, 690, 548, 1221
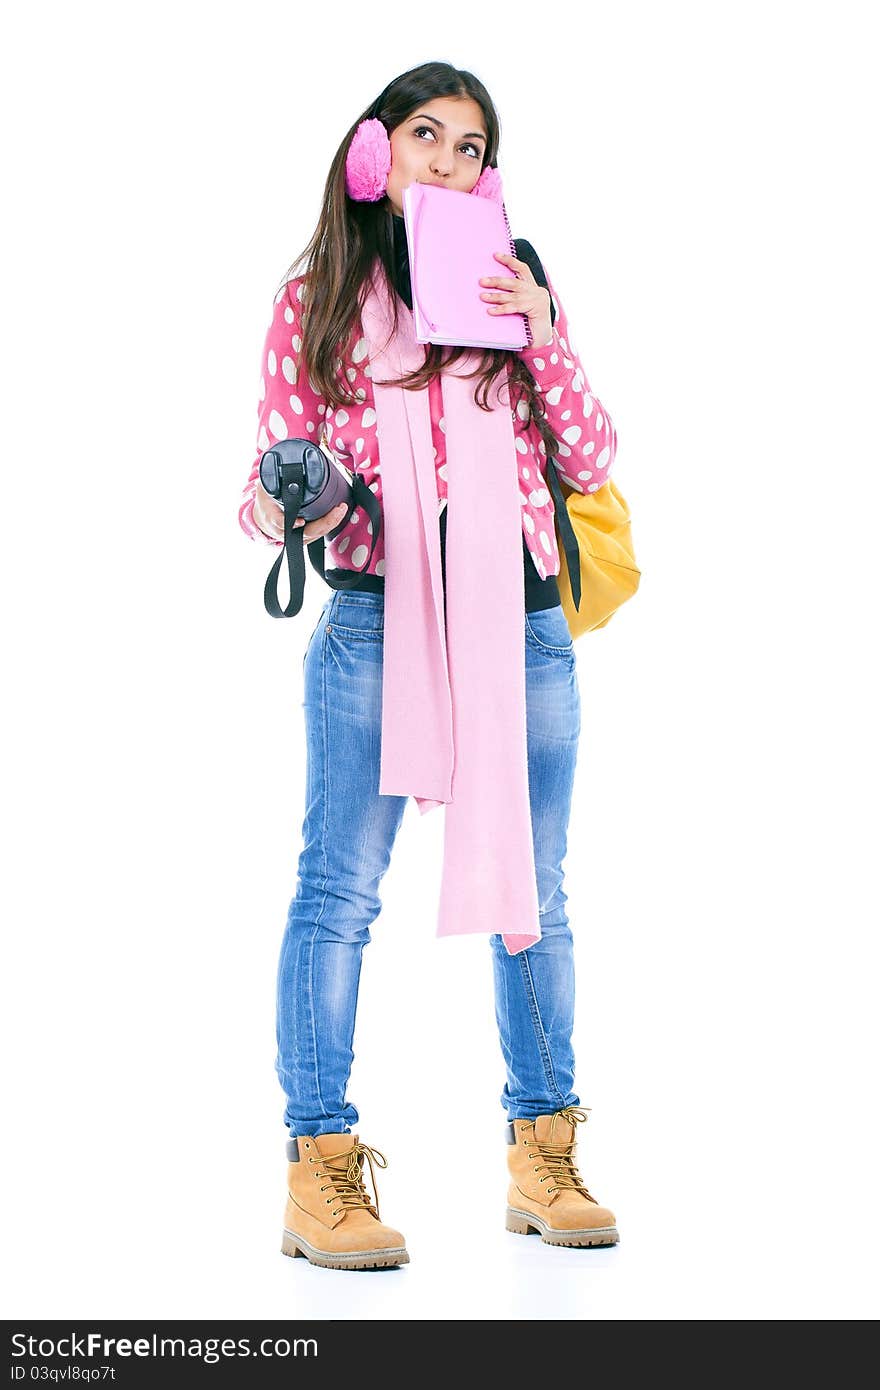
547, 467, 641, 637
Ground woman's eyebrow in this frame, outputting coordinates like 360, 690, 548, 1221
406, 113, 487, 143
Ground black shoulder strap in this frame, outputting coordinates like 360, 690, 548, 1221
512, 238, 582, 611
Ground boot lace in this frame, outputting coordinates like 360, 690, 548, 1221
528, 1106, 594, 1199
310, 1143, 388, 1220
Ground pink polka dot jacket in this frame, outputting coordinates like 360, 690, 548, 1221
239, 263, 618, 581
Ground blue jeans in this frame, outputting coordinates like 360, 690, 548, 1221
276, 589, 582, 1136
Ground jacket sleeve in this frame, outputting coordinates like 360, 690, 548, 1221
515, 263, 618, 495
238, 279, 329, 545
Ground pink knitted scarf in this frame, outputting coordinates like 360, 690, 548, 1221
360, 266, 540, 956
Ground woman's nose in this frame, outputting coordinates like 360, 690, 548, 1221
430, 149, 455, 175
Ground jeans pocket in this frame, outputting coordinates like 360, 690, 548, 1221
525, 605, 575, 656
327, 592, 385, 641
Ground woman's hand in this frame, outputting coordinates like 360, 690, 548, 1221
479, 252, 553, 346
253, 481, 348, 543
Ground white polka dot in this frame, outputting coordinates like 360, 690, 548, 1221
366, 521, 373, 535
257, 425, 271, 451
288, 396, 304, 417
577, 469, 593, 481
572, 370, 584, 392
353, 336, 369, 364
562, 425, 582, 446
375, 558, 386, 576
523, 512, 535, 534
282, 356, 296, 384
535, 555, 546, 579
545, 385, 564, 406
556, 442, 572, 458
587, 482, 600, 492
595, 446, 611, 470
306, 421, 315, 432
581, 441, 595, 455
362, 407, 376, 428
582, 395, 594, 418
350, 512, 359, 523
515, 437, 528, 454
529, 488, 550, 507
522, 467, 530, 479
318, 403, 326, 415
284, 305, 294, 324
539, 530, 551, 554
550, 352, 558, 365
355, 438, 364, 453
337, 536, 350, 553
369, 481, 379, 494
335, 437, 345, 450
335, 409, 350, 426
516, 401, 530, 422
268, 350, 277, 376
561, 409, 571, 421
268, 408, 288, 436
355, 388, 366, 402
296, 282, 305, 302
597, 414, 603, 430
438, 417, 446, 433
351, 544, 368, 567
533, 357, 546, 371
291, 334, 302, 352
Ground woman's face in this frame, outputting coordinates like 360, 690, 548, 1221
384, 95, 488, 215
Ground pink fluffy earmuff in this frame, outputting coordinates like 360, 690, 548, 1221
344, 116, 504, 203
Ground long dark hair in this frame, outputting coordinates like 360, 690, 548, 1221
278, 60, 558, 459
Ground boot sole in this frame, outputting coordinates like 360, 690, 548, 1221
281, 1227, 410, 1270
506, 1205, 619, 1248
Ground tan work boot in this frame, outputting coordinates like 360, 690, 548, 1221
506, 1106, 619, 1247
281, 1132, 409, 1270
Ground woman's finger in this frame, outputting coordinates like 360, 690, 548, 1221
491, 252, 535, 282
302, 502, 348, 542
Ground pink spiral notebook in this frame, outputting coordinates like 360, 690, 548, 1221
401, 182, 531, 350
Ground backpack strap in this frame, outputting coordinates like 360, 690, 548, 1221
512, 239, 581, 610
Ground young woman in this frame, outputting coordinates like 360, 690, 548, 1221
239, 60, 620, 1271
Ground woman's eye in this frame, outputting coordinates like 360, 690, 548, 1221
413, 126, 481, 158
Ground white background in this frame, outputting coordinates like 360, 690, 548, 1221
2, 0, 878, 1323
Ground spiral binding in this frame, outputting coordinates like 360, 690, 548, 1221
500, 197, 532, 347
